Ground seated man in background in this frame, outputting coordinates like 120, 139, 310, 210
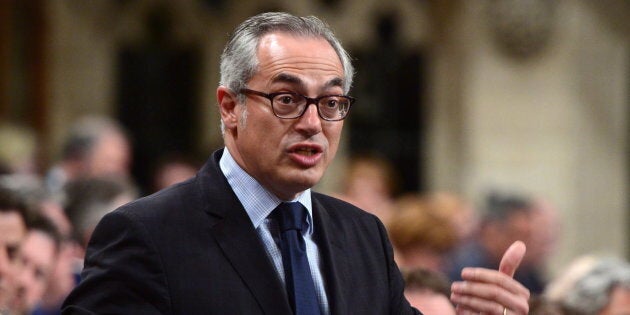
44, 116, 132, 199
448, 191, 548, 294
0, 175, 79, 315
546, 256, 630, 315
0, 185, 29, 313
10, 215, 62, 314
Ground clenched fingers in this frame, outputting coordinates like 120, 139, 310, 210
451, 275, 529, 314
451, 268, 530, 314
459, 267, 529, 297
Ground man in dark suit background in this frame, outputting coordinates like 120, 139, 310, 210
62, 12, 530, 314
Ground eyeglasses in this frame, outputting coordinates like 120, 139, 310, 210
239, 88, 355, 121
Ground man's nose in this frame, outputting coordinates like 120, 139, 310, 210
295, 104, 322, 135
15, 267, 33, 287
0, 246, 9, 275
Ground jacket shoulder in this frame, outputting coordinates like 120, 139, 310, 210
116, 177, 201, 219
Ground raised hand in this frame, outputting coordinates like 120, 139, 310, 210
450, 241, 531, 315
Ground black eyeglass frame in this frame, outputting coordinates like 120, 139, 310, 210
239, 88, 355, 121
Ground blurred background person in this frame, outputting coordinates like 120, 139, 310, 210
0, 185, 30, 313
32, 236, 78, 315
447, 191, 548, 294
44, 116, 132, 200
334, 154, 400, 225
403, 267, 455, 315
0, 175, 81, 315
64, 177, 138, 249
10, 215, 61, 315
0, 174, 134, 315
150, 154, 199, 193
0, 239, 11, 314
545, 255, 599, 303
387, 194, 458, 272
0, 185, 29, 265
528, 295, 567, 315
525, 197, 561, 287
422, 191, 478, 245
0, 123, 38, 176
546, 256, 630, 315
0, 175, 72, 245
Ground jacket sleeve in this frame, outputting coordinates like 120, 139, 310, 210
62, 209, 172, 314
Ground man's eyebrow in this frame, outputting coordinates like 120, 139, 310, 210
324, 77, 344, 90
271, 73, 345, 92
271, 73, 304, 87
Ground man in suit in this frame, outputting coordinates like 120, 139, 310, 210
63, 12, 530, 314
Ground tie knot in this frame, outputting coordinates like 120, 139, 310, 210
274, 202, 308, 232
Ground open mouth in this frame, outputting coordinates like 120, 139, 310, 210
287, 144, 324, 167
293, 147, 319, 156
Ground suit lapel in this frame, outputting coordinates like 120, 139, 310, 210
198, 150, 292, 315
210, 210, 292, 314
312, 197, 350, 315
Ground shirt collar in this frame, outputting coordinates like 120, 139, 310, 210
219, 148, 313, 234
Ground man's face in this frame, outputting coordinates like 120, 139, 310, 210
221, 32, 345, 200
88, 130, 131, 178
0, 211, 26, 261
0, 210, 26, 311
0, 241, 12, 311
10, 230, 57, 313
600, 286, 630, 315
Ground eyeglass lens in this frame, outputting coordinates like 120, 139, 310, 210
272, 93, 350, 120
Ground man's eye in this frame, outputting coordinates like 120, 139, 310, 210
6, 245, 18, 260
278, 95, 296, 104
35, 267, 48, 281
325, 99, 338, 108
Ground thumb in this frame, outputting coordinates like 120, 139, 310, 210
499, 240, 527, 277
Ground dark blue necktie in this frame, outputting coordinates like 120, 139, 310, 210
274, 202, 321, 315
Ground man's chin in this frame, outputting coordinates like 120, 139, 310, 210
279, 175, 321, 195
293, 171, 323, 188
9, 300, 26, 313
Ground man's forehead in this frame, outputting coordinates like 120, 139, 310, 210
257, 32, 339, 62
0, 210, 25, 224
253, 33, 344, 86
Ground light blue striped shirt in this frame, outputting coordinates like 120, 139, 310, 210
219, 148, 329, 314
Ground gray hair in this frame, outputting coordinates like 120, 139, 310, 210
218, 13, 354, 135
562, 257, 630, 314
219, 12, 354, 103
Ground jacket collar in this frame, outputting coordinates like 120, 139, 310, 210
312, 196, 349, 315
196, 149, 293, 314
196, 149, 351, 315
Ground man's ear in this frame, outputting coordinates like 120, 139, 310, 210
217, 86, 239, 130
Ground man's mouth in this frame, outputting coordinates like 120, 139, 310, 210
287, 144, 324, 167
293, 147, 318, 156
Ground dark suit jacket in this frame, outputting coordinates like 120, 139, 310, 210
62, 149, 421, 315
